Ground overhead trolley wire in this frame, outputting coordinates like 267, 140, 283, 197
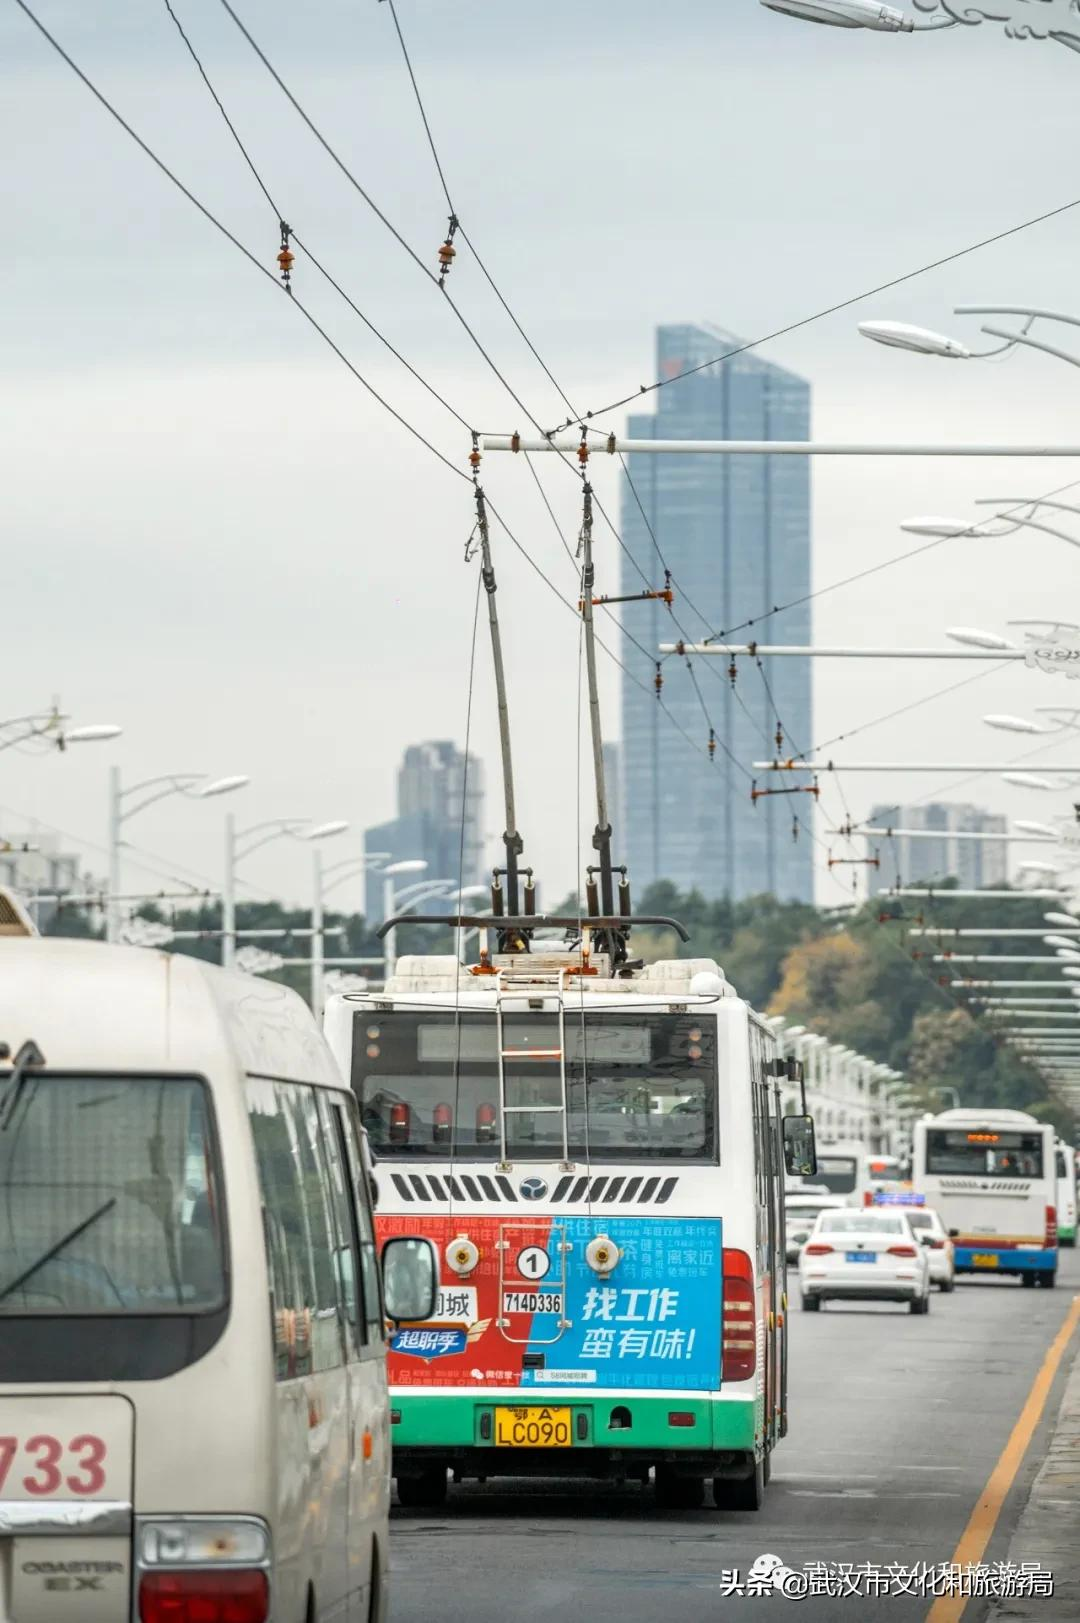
214, 0, 551, 438
379, 0, 577, 424
558, 194, 1080, 435
12, 0, 469, 481
161, 0, 472, 434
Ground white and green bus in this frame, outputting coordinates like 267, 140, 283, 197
325, 945, 817, 1513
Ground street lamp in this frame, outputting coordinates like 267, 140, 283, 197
222, 816, 347, 969
901, 512, 1080, 553
760, 0, 914, 28
861, 308, 1080, 373
0, 707, 122, 754
759, 1, 1080, 51
380, 870, 488, 979
309, 850, 391, 1021
108, 768, 248, 943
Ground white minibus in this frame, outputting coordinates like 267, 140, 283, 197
912, 1108, 1058, 1287
0, 937, 435, 1623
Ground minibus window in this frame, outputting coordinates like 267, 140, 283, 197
0, 1075, 224, 1315
316, 1092, 361, 1360
331, 1097, 384, 1346
247, 1080, 347, 1378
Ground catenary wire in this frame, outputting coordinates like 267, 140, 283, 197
560, 194, 1080, 434
380, 0, 578, 424
161, 0, 473, 432
215, 0, 551, 437
12, 0, 470, 480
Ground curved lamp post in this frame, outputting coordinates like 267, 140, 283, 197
109, 769, 248, 943
0, 708, 121, 754
760, 1, 1080, 52
222, 817, 347, 969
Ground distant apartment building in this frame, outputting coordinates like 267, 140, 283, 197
620, 323, 813, 902
868, 803, 1008, 890
365, 741, 485, 920
0, 832, 83, 929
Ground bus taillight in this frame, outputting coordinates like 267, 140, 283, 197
433, 1102, 453, 1145
721, 1248, 757, 1383
389, 1104, 411, 1146
476, 1103, 497, 1143
1046, 1204, 1058, 1248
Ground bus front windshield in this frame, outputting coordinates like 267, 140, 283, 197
355, 1010, 717, 1161
925, 1128, 1044, 1179
0, 1075, 225, 1315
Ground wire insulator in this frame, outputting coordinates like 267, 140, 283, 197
654, 663, 663, 698
277, 220, 294, 293
510, 431, 521, 453
708, 728, 716, 761
775, 723, 784, 752
438, 214, 459, 284
727, 659, 738, 687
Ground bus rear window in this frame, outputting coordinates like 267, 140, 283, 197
926, 1129, 1044, 1179
0, 1075, 225, 1315
354, 1010, 717, 1161
811, 1155, 858, 1195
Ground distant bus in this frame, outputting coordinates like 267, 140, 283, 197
1055, 1140, 1077, 1248
912, 1109, 1058, 1287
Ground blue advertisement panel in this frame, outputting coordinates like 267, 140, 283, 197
519, 1216, 723, 1391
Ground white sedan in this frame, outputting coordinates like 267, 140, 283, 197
799, 1210, 931, 1314
785, 1194, 849, 1263
903, 1206, 956, 1291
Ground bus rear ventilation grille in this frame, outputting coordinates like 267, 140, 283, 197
387, 1172, 680, 1205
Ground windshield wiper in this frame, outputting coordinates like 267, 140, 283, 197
0, 1198, 117, 1305
0, 1040, 46, 1132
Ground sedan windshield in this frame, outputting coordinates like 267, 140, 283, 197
819, 1214, 905, 1236
0, 1075, 225, 1315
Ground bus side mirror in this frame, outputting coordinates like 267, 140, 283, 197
380, 1236, 438, 1327
783, 1115, 817, 1178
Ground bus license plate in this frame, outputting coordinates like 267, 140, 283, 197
845, 1252, 876, 1263
972, 1253, 1000, 1268
502, 1291, 564, 1316
494, 1406, 572, 1448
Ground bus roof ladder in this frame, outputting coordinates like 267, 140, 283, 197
494, 967, 572, 1171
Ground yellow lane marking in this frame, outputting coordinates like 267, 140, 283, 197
926, 1292, 1080, 1623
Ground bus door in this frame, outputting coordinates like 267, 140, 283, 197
750, 1031, 778, 1449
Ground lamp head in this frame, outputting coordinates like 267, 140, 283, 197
199, 775, 250, 798
858, 319, 971, 359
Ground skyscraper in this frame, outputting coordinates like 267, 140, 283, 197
618, 324, 813, 901
868, 802, 1008, 890
365, 741, 485, 919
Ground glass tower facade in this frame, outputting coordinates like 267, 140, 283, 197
618, 324, 813, 901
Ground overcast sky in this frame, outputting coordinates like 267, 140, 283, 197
5, 0, 1080, 915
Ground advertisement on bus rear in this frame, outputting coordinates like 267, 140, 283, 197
375, 1215, 723, 1390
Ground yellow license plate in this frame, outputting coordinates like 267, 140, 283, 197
972, 1253, 1000, 1267
493, 1406, 572, 1448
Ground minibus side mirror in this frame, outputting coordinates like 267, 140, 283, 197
783, 1114, 817, 1177
948, 1228, 959, 1239
381, 1236, 438, 1326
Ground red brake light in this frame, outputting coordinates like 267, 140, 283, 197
928, 1238, 945, 1250
433, 1102, 453, 1144
804, 1243, 833, 1256
721, 1247, 756, 1383
139, 1570, 269, 1623
389, 1103, 410, 1146
887, 1245, 918, 1258
1046, 1204, 1058, 1248
476, 1103, 496, 1143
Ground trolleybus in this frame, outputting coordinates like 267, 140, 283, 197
912, 1108, 1058, 1287
325, 942, 817, 1513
